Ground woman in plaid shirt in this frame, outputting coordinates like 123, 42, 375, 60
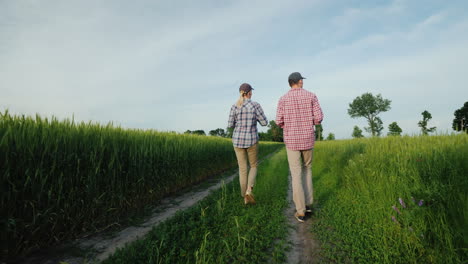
228, 83, 268, 205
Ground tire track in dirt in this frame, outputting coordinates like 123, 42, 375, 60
17, 150, 281, 264
53, 173, 238, 264
285, 172, 322, 264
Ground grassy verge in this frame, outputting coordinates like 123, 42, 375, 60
103, 147, 290, 264
311, 134, 468, 263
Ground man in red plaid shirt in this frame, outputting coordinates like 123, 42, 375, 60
276, 72, 323, 223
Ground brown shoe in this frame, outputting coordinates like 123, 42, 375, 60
294, 212, 305, 223
245, 192, 256, 205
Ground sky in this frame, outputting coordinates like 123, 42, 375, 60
1, 0, 467, 139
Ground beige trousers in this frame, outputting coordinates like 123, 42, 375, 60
286, 148, 313, 215
234, 143, 258, 197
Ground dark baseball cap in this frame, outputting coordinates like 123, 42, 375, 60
288, 72, 306, 82
239, 83, 254, 93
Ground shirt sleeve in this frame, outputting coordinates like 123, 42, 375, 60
227, 105, 236, 128
275, 98, 284, 128
255, 103, 268, 126
312, 95, 323, 125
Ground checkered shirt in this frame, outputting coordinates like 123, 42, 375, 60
228, 99, 268, 148
276, 88, 323, 150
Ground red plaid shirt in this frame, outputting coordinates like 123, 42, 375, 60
276, 88, 323, 150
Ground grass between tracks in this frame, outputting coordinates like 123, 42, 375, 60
311, 134, 468, 263
103, 147, 290, 264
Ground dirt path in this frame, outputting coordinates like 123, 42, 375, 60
285, 172, 322, 264
14, 171, 237, 264
97, 176, 240, 262
16, 151, 280, 264
68, 173, 238, 264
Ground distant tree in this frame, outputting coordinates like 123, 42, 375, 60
373, 117, 384, 136
418, 110, 436, 135
258, 132, 272, 141
268, 121, 283, 142
387, 122, 402, 136
348, 93, 391, 137
194, 130, 206, 136
315, 124, 323, 141
186, 130, 206, 136
452, 101, 468, 133
209, 128, 226, 137
352, 126, 364, 138
326, 133, 335, 140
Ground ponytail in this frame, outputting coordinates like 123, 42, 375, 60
236, 91, 247, 108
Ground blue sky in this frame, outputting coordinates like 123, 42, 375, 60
1, 0, 467, 139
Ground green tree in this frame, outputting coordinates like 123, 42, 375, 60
348, 93, 391, 137
387, 122, 402, 136
209, 128, 226, 137
373, 117, 384, 136
258, 132, 272, 141
187, 130, 205, 136
268, 121, 283, 142
315, 124, 323, 141
326, 133, 335, 140
418, 110, 436, 135
452, 101, 468, 133
352, 125, 364, 138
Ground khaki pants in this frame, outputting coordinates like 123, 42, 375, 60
286, 148, 313, 215
234, 143, 258, 197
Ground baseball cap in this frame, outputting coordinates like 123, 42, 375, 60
239, 83, 254, 93
288, 72, 306, 83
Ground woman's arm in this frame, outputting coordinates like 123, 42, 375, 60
255, 103, 268, 126
227, 105, 236, 128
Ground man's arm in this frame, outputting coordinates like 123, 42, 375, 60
312, 95, 323, 125
275, 98, 285, 128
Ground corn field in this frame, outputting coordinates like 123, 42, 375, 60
0, 110, 282, 260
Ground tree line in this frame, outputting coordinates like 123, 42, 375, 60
186, 97, 467, 141
348, 93, 467, 138
187, 121, 334, 143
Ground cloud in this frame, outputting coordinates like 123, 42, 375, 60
1, 0, 467, 139
330, 0, 407, 35
0, 0, 310, 120
278, 9, 468, 138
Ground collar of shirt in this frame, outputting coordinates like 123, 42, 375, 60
289, 87, 303, 92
